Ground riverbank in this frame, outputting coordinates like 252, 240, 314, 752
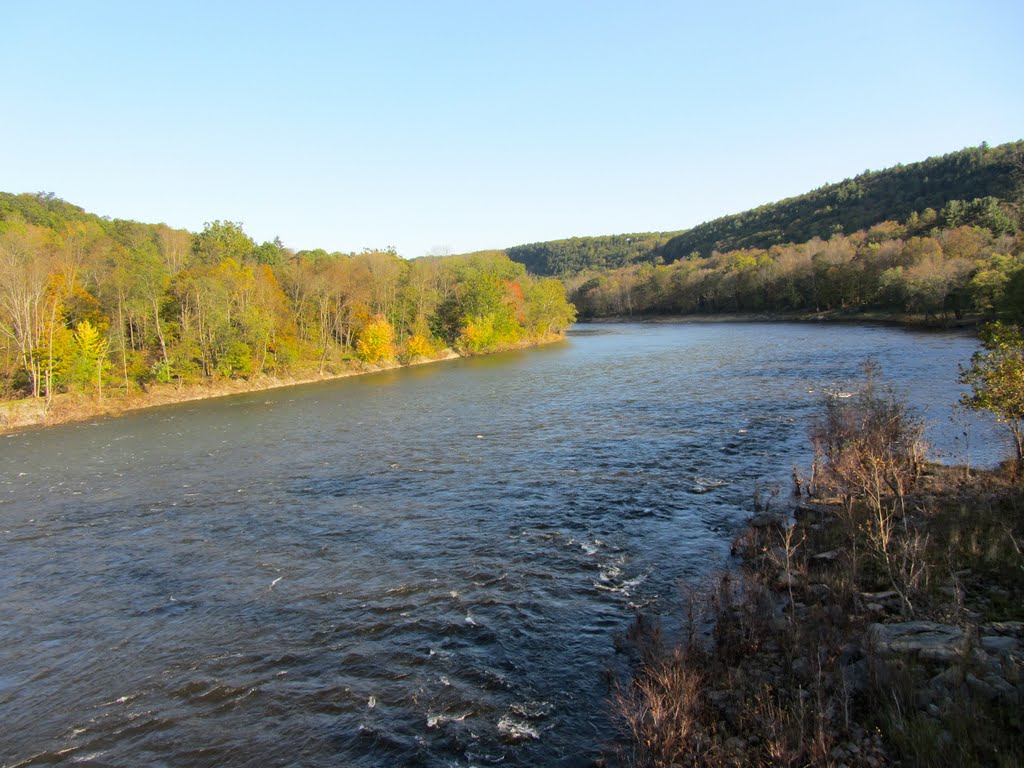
579, 309, 984, 331
0, 360, 442, 433
612, 396, 1023, 765
0, 336, 565, 434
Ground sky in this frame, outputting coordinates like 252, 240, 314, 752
3, 1, 1023, 258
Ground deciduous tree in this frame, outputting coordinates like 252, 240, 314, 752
960, 322, 1024, 473
74, 319, 110, 399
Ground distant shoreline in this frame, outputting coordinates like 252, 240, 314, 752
0, 336, 566, 435
575, 310, 984, 331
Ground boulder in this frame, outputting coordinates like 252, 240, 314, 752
966, 673, 997, 701
811, 549, 841, 562
749, 512, 788, 528
981, 635, 1019, 656
868, 621, 968, 662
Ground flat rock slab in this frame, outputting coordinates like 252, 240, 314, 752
981, 635, 1020, 656
869, 621, 968, 662
983, 621, 1024, 637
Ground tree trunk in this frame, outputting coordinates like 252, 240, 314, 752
153, 298, 169, 367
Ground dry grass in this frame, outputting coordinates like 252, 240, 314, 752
612, 644, 718, 767
610, 365, 1024, 766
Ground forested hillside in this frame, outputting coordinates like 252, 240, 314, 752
503, 141, 1022, 277
0, 194, 575, 403
505, 231, 681, 276
548, 141, 1024, 323
660, 141, 1022, 261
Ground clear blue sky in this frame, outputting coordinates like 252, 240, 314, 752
3, 0, 1022, 258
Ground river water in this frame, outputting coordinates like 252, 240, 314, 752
0, 323, 1002, 767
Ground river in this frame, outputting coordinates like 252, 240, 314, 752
0, 322, 1003, 767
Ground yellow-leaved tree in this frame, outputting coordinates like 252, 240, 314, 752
355, 315, 396, 364
402, 333, 436, 362
74, 320, 110, 399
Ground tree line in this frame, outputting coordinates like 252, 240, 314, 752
0, 193, 576, 402
567, 209, 1023, 322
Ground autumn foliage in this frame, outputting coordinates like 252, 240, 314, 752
0, 195, 577, 399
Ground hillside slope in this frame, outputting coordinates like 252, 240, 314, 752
659, 141, 1022, 262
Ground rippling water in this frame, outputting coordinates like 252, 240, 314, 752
0, 323, 1001, 766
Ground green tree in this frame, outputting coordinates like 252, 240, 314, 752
523, 277, 577, 337
192, 221, 255, 265
253, 237, 286, 266
969, 254, 1023, 318
960, 322, 1024, 473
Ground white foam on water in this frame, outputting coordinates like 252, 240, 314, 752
594, 569, 649, 595
99, 692, 140, 707
496, 715, 539, 741
510, 700, 553, 718
427, 711, 471, 728
599, 565, 622, 581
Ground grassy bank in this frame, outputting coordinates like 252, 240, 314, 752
611, 377, 1022, 767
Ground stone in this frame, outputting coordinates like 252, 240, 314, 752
750, 512, 788, 528
776, 571, 800, 589
807, 583, 832, 600
981, 635, 1019, 656
984, 657, 1005, 677
839, 642, 860, 665
868, 621, 968, 662
966, 673, 997, 701
985, 674, 1017, 700
843, 659, 870, 693
930, 666, 962, 690
861, 590, 899, 602
984, 621, 1024, 637
794, 503, 831, 521
915, 688, 935, 709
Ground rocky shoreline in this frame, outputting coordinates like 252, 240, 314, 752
613, 473, 1023, 767
612, 381, 1023, 767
